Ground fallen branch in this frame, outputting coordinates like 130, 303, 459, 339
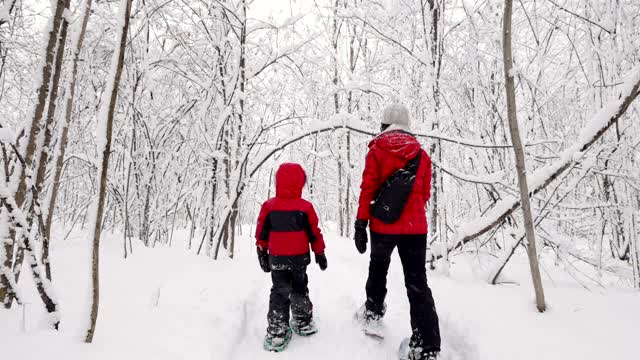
451, 65, 640, 253
488, 160, 592, 284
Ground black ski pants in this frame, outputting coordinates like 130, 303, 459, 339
365, 232, 441, 352
267, 266, 313, 335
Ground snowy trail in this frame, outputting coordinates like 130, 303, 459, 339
226, 236, 476, 360
231, 239, 388, 359
2, 229, 639, 360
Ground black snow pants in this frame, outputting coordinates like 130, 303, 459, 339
365, 232, 441, 352
267, 266, 313, 336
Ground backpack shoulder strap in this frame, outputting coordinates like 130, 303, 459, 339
406, 149, 422, 172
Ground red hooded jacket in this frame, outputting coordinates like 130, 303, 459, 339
356, 130, 432, 235
255, 163, 325, 268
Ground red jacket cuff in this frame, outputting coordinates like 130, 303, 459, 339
311, 240, 325, 255
256, 240, 268, 251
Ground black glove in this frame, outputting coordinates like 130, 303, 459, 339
315, 252, 328, 271
257, 248, 270, 273
354, 220, 368, 254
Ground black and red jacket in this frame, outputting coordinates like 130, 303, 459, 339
255, 163, 325, 269
356, 129, 432, 235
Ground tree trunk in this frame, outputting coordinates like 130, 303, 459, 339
7, 0, 72, 301
1, 183, 60, 328
630, 213, 640, 289
0, 144, 12, 306
424, 0, 444, 248
45, 0, 94, 253
12, 0, 65, 221
207, 159, 218, 255
36, 0, 72, 281
502, 0, 546, 313
0, 208, 21, 306
124, 163, 132, 258
0, 0, 66, 306
332, 0, 344, 235
85, 0, 133, 343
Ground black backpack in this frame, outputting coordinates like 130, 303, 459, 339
370, 150, 422, 224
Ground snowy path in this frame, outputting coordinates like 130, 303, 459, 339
1, 229, 639, 360
226, 238, 475, 360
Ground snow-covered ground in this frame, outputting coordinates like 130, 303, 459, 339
1, 227, 639, 360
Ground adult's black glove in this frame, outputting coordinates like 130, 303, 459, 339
257, 248, 270, 273
354, 220, 368, 254
315, 252, 328, 271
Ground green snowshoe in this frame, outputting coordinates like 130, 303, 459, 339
263, 328, 293, 352
291, 319, 318, 337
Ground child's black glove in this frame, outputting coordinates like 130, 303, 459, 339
257, 248, 270, 273
354, 220, 368, 254
315, 252, 327, 271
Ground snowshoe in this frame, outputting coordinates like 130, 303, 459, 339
398, 337, 439, 360
291, 319, 318, 337
399, 337, 411, 360
354, 303, 385, 340
263, 328, 293, 352
362, 318, 384, 339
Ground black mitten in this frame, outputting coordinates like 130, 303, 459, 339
354, 220, 368, 254
257, 248, 270, 273
315, 252, 328, 271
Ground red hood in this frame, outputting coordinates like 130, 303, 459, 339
275, 163, 306, 199
369, 130, 420, 160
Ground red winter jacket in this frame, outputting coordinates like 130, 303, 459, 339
255, 163, 325, 268
356, 130, 432, 235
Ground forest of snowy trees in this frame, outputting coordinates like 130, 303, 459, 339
0, 0, 639, 346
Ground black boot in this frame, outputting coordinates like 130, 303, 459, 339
267, 310, 290, 337
408, 329, 439, 360
355, 302, 386, 338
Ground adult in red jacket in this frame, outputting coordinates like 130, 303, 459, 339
354, 104, 441, 360
255, 163, 327, 345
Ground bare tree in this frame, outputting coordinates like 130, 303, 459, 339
502, 0, 546, 312
85, 0, 134, 343
34, 0, 72, 281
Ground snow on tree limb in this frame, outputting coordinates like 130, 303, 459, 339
0, 186, 59, 327
0, 209, 22, 305
450, 65, 640, 253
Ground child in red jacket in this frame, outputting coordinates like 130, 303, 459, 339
255, 163, 327, 351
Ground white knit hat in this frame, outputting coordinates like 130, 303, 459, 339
381, 103, 410, 127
